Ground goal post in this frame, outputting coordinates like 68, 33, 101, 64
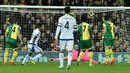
0, 5, 129, 52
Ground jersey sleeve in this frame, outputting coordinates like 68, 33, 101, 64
55, 18, 62, 39
73, 18, 77, 29
77, 24, 81, 32
18, 26, 21, 31
103, 23, 106, 27
88, 24, 91, 29
33, 30, 40, 37
57, 18, 62, 27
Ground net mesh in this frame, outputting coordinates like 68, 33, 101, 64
0, 6, 129, 52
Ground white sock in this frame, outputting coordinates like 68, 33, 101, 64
32, 53, 42, 61
67, 52, 72, 66
59, 52, 64, 67
22, 54, 29, 64
29, 56, 33, 60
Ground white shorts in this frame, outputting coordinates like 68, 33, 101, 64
59, 40, 74, 51
28, 44, 43, 53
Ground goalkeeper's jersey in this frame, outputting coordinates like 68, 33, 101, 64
78, 22, 91, 40
103, 21, 115, 39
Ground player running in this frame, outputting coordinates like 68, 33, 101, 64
21, 23, 43, 65
102, 16, 117, 65
76, 14, 94, 66
4, 18, 23, 65
54, 6, 77, 70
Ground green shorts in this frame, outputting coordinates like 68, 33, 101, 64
80, 39, 93, 50
104, 38, 114, 48
5, 38, 18, 49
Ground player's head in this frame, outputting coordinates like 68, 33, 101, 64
81, 14, 87, 22
104, 15, 111, 21
12, 18, 18, 24
36, 23, 42, 29
65, 6, 70, 14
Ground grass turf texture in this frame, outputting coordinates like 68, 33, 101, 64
0, 62, 130, 73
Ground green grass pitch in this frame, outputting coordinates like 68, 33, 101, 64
0, 62, 130, 73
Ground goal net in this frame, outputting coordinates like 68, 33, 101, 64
0, 6, 129, 52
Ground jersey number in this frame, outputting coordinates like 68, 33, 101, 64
83, 25, 86, 32
64, 21, 69, 29
12, 27, 16, 32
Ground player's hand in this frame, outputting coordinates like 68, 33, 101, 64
54, 38, 58, 45
20, 41, 23, 46
102, 36, 105, 40
55, 38, 58, 43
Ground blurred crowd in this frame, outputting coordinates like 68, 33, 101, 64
0, 0, 127, 6
0, 8, 130, 52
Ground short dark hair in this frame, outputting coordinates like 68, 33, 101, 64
104, 15, 111, 21
12, 18, 18, 24
36, 23, 42, 28
81, 14, 87, 22
65, 6, 70, 13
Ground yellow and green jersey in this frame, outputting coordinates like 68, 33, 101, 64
6, 24, 21, 40
78, 22, 91, 40
103, 21, 115, 39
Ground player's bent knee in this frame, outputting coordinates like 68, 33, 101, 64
29, 52, 32, 56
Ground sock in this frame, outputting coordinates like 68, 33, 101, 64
22, 54, 29, 64
59, 52, 64, 67
10, 51, 18, 62
105, 48, 110, 61
67, 52, 72, 66
4, 51, 8, 63
77, 51, 85, 61
32, 53, 42, 61
109, 49, 114, 61
88, 52, 93, 64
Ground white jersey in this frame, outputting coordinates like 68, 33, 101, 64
29, 28, 41, 45
55, 14, 77, 40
